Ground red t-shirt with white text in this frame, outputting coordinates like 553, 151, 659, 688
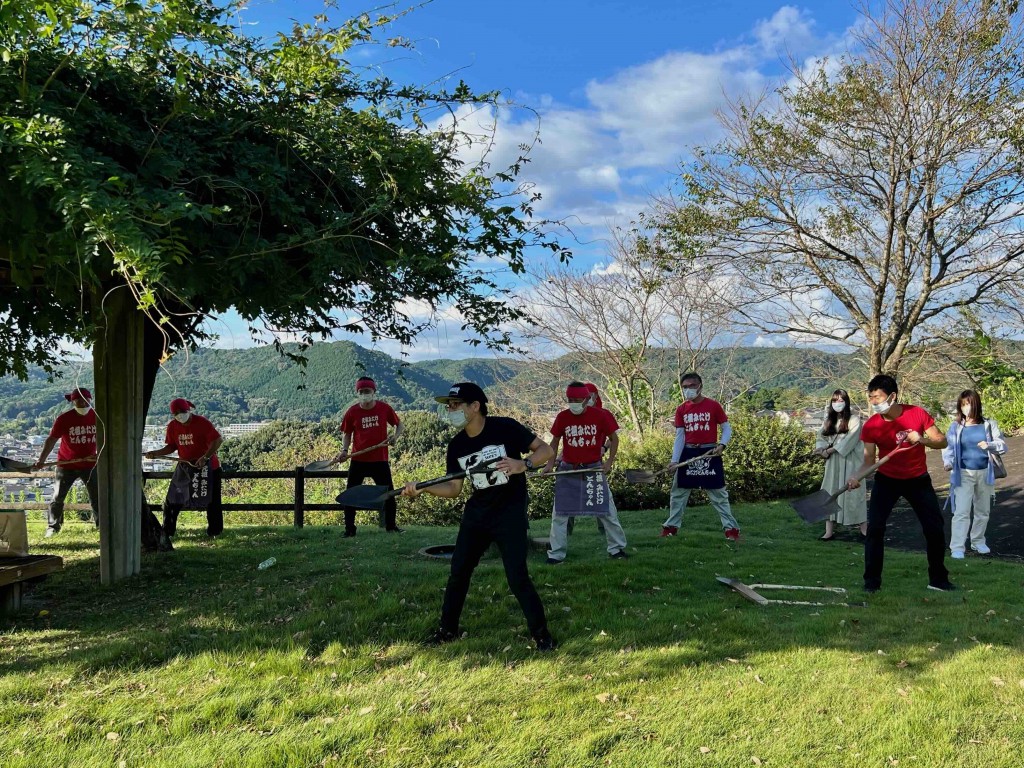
674, 398, 728, 445
551, 406, 617, 465
165, 414, 222, 469
50, 410, 98, 470
340, 401, 400, 462
860, 404, 934, 479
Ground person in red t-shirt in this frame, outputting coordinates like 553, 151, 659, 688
145, 398, 224, 537
544, 381, 627, 563
660, 372, 740, 540
845, 374, 954, 593
35, 388, 99, 537
336, 377, 404, 536
568, 382, 620, 537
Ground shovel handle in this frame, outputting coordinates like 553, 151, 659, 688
334, 439, 391, 465
390, 457, 504, 500
838, 441, 915, 498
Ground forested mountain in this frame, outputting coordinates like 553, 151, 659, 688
0, 339, 860, 433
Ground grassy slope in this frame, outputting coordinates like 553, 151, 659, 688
2, 503, 1023, 768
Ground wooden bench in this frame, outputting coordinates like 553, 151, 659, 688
0, 555, 63, 615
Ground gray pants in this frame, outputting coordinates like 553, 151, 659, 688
663, 475, 739, 531
548, 494, 627, 561
47, 466, 99, 533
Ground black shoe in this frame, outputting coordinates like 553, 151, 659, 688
927, 581, 958, 592
864, 584, 880, 594
343, 530, 357, 538
425, 627, 460, 646
609, 550, 629, 559
386, 527, 405, 534
545, 557, 564, 565
533, 628, 558, 652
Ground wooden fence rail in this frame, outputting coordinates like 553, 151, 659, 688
0, 467, 351, 528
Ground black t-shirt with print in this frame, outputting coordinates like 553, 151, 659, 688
446, 416, 537, 518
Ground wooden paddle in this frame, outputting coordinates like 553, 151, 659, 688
304, 440, 390, 472
624, 449, 717, 484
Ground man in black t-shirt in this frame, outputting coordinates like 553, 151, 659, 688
402, 382, 558, 651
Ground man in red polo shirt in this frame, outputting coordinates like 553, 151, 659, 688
545, 381, 626, 562
846, 374, 954, 593
34, 388, 98, 537
145, 398, 224, 537
337, 377, 403, 536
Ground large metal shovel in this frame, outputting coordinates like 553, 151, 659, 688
334, 456, 502, 511
790, 437, 913, 523
304, 440, 390, 472
624, 449, 717, 484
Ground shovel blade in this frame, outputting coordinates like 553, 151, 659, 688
790, 489, 839, 523
304, 459, 334, 472
624, 469, 656, 484
0, 456, 32, 473
335, 484, 391, 511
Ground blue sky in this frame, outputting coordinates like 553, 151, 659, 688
207, 0, 862, 358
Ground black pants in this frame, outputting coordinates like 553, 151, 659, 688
864, 472, 949, 589
343, 460, 398, 532
164, 466, 224, 537
440, 509, 549, 638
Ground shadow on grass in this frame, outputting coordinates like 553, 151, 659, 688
3, 504, 1024, 681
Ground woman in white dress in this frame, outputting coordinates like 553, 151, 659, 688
814, 389, 867, 540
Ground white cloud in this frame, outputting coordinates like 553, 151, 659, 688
426, 6, 849, 266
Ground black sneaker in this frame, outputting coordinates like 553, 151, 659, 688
609, 550, 629, 559
343, 530, 357, 538
545, 557, 564, 565
533, 628, 558, 652
864, 584, 880, 594
927, 581, 958, 592
425, 627, 460, 646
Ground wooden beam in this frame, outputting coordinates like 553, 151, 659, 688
94, 286, 143, 583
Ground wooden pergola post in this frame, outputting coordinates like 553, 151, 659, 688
93, 286, 143, 583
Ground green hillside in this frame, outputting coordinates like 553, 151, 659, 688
0, 340, 865, 434
0, 341, 531, 433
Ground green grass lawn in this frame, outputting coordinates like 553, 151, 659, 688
3, 502, 1024, 767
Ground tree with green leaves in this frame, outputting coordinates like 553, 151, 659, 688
658, 0, 1024, 377
1, 0, 565, 580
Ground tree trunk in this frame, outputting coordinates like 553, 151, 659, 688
93, 286, 143, 583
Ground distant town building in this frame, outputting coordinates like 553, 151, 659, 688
221, 422, 273, 439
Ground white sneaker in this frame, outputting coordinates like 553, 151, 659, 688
950, 550, 965, 560
974, 544, 991, 555
44, 528, 58, 539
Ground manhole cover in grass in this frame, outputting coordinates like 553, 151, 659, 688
419, 544, 456, 560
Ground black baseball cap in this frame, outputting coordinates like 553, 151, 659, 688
435, 382, 488, 406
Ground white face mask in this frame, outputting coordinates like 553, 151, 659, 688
961, 404, 972, 418
358, 393, 375, 405
74, 406, 90, 416
871, 396, 894, 415
831, 402, 845, 413
682, 387, 699, 401
174, 412, 191, 424
568, 402, 585, 416
446, 408, 467, 429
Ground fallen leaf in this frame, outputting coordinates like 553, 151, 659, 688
726, 658, 740, 664
752, 757, 763, 766
358, 706, 374, 716
897, 660, 909, 668
700, 746, 712, 754
596, 693, 611, 703
991, 677, 1005, 687
105, 732, 120, 741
